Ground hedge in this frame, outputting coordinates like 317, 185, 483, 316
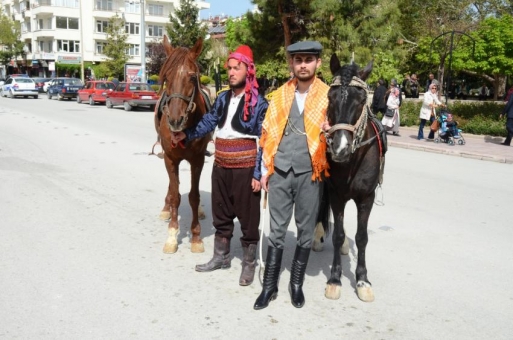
392, 100, 508, 137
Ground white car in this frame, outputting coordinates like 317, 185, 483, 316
1, 77, 39, 98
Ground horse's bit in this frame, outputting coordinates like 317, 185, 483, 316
325, 76, 370, 153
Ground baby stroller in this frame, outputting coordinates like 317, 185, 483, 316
434, 109, 466, 145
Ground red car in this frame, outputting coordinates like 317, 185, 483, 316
106, 82, 159, 111
77, 81, 115, 105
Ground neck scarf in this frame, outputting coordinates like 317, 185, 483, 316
260, 77, 330, 181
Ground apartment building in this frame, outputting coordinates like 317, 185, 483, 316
0, 0, 210, 78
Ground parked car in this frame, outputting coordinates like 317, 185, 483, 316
32, 77, 51, 93
106, 82, 159, 111
47, 77, 83, 100
0, 77, 39, 98
77, 81, 116, 105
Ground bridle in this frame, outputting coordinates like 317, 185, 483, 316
325, 76, 373, 154
160, 71, 199, 132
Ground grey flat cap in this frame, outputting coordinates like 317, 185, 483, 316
287, 41, 323, 55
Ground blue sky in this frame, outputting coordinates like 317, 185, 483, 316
200, 0, 255, 19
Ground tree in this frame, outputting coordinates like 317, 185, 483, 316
166, 0, 209, 69
0, 9, 24, 74
103, 14, 130, 79
146, 40, 167, 76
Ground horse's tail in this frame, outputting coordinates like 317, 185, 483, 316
317, 180, 331, 236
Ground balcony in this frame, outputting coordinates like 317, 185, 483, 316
31, 0, 54, 15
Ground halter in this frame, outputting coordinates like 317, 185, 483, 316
160, 71, 199, 132
326, 76, 371, 154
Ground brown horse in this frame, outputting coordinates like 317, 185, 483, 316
155, 36, 210, 254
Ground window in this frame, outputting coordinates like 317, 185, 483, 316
96, 20, 109, 33
57, 40, 80, 53
96, 0, 113, 11
148, 25, 163, 37
54, 0, 79, 8
126, 44, 140, 56
39, 41, 44, 52
148, 4, 163, 16
125, 2, 140, 14
56, 17, 79, 30
96, 41, 107, 54
125, 22, 140, 35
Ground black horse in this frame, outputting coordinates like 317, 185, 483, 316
314, 55, 386, 302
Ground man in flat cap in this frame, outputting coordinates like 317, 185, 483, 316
254, 41, 330, 310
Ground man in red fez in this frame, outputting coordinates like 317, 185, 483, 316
171, 45, 268, 286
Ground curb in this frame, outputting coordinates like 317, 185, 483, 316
388, 140, 513, 164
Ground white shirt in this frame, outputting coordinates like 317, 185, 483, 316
215, 91, 258, 140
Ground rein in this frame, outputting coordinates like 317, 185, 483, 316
325, 76, 373, 154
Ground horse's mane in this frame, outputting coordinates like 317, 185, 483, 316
158, 47, 198, 95
338, 63, 359, 87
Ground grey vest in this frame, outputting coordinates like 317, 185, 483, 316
274, 98, 312, 174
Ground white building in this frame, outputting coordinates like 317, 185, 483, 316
0, 0, 210, 78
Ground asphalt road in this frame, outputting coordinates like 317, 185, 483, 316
1, 96, 512, 340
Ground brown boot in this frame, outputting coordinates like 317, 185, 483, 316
195, 236, 231, 272
239, 244, 257, 286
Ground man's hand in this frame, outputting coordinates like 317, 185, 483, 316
260, 175, 269, 192
321, 120, 331, 132
251, 178, 261, 192
171, 132, 186, 144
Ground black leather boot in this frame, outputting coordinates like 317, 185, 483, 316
289, 246, 310, 308
239, 244, 257, 286
253, 246, 283, 310
195, 236, 231, 272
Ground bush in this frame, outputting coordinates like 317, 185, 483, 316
200, 75, 212, 85
151, 85, 161, 92
397, 99, 507, 136
149, 74, 159, 82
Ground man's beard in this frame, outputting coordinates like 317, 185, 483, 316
230, 79, 246, 90
295, 72, 315, 82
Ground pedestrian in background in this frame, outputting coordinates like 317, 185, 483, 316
371, 79, 387, 116
382, 85, 401, 135
418, 83, 443, 140
500, 93, 513, 146
171, 45, 269, 286
255, 41, 329, 310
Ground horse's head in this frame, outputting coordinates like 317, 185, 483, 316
159, 36, 203, 132
326, 54, 372, 163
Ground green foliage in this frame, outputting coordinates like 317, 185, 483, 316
149, 74, 160, 82
151, 85, 161, 92
200, 75, 212, 85
103, 15, 130, 79
0, 9, 24, 64
55, 63, 80, 76
397, 99, 506, 136
367, 51, 402, 86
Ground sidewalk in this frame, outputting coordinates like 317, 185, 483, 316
388, 126, 513, 164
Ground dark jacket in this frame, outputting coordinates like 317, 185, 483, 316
184, 90, 269, 179
372, 85, 387, 113
503, 94, 513, 119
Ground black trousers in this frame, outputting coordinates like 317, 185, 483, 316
211, 165, 261, 247
505, 118, 513, 145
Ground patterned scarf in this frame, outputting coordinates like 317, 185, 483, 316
260, 77, 330, 181
226, 52, 259, 121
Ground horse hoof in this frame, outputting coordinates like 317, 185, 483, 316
325, 284, 341, 300
340, 237, 349, 255
356, 281, 375, 302
198, 206, 206, 220
159, 211, 171, 220
191, 242, 204, 253
163, 243, 178, 254
312, 240, 324, 252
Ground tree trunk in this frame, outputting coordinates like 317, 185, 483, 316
278, 3, 292, 54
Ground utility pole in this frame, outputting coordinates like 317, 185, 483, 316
140, 0, 146, 83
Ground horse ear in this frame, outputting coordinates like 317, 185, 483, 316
330, 54, 341, 75
359, 60, 373, 81
190, 38, 204, 60
163, 35, 174, 57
